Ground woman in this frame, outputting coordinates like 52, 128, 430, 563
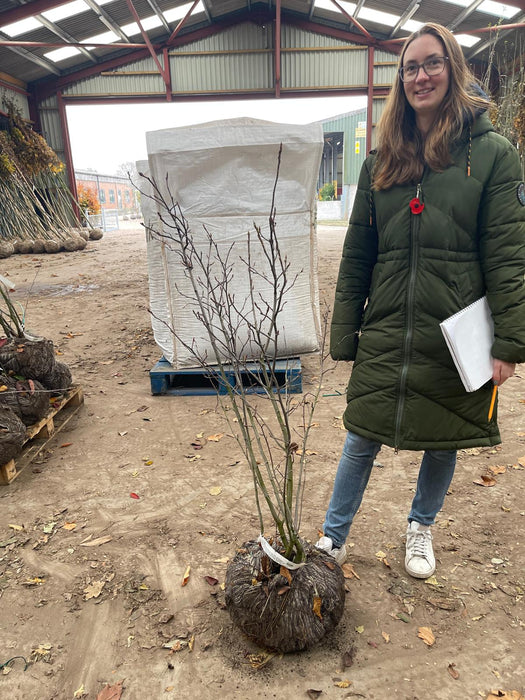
317, 23, 525, 578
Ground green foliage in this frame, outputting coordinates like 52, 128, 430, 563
319, 182, 335, 200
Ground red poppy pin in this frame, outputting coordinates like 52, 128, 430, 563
409, 197, 425, 215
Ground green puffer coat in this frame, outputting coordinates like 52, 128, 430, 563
330, 112, 525, 450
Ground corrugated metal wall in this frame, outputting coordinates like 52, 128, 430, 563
38, 95, 65, 163
320, 110, 367, 185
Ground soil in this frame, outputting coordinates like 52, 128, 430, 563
0, 222, 523, 700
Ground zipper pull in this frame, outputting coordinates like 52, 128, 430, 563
409, 183, 424, 215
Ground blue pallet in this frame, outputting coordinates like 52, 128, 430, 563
150, 357, 302, 396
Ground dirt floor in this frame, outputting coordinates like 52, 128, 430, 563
0, 222, 523, 700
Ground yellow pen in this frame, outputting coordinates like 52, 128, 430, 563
488, 383, 498, 421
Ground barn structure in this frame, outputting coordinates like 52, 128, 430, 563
0, 0, 523, 203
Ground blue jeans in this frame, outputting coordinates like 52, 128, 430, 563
323, 431, 457, 548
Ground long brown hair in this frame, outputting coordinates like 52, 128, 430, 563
373, 23, 489, 190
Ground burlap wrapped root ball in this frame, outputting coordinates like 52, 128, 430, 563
0, 376, 49, 425
0, 241, 15, 259
32, 238, 46, 253
62, 235, 87, 252
89, 228, 103, 240
14, 240, 34, 255
0, 404, 26, 465
44, 239, 62, 254
0, 337, 56, 381
40, 361, 72, 393
225, 539, 346, 653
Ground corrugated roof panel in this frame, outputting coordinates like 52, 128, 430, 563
172, 52, 273, 92
64, 70, 165, 96
282, 47, 368, 89
170, 21, 272, 52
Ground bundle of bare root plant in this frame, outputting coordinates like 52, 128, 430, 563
225, 540, 345, 652
0, 404, 26, 464
0, 376, 49, 425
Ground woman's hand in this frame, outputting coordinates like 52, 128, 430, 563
492, 359, 516, 386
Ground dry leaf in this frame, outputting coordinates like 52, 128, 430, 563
165, 687, 175, 693
306, 691, 323, 700
204, 576, 219, 586
209, 486, 222, 496
207, 433, 224, 442
8, 524, 24, 531
84, 580, 105, 600
312, 595, 323, 620
334, 680, 351, 688
80, 536, 112, 547
341, 562, 360, 579
246, 652, 275, 669
277, 586, 290, 595
417, 626, 435, 646
73, 684, 87, 698
22, 577, 45, 586
486, 693, 525, 700
280, 566, 292, 585
473, 474, 497, 487
489, 465, 507, 475
63, 522, 77, 531
95, 681, 123, 700
188, 634, 195, 652
448, 663, 460, 680
355, 625, 365, 634
382, 631, 390, 643
182, 565, 191, 587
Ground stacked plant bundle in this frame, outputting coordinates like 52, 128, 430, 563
0, 98, 100, 255
140, 147, 346, 653
0, 285, 73, 465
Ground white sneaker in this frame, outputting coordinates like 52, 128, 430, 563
315, 535, 347, 565
405, 521, 435, 579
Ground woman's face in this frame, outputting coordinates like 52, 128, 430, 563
402, 34, 450, 124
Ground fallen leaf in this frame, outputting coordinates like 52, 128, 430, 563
182, 565, 191, 587
80, 535, 112, 547
334, 680, 352, 688
382, 631, 390, 643
246, 651, 275, 669
84, 580, 105, 600
60, 442, 72, 448
306, 691, 323, 700
136, 405, 149, 412
424, 575, 442, 587
118, 431, 128, 437
143, 459, 153, 466
73, 684, 87, 698
396, 612, 410, 623
0, 385, 8, 392
313, 595, 323, 620
341, 562, 360, 579
209, 486, 222, 496
355, 625, 365, 634
473, 474, 497, 487
63, 522, 77, 531
489, 465, 507, 475
417, 626, 435, 646
43, 521, 56, 534
448, 662, 460, 679
486, 693, 525, 700
342, 648, 356, 668
165, 687, 175, 693
8, 524, 24, 531
277, 586, 290, 595
280, 566, 292, 585
188, 634, 195, 652
95, 681, 124, 700
207, 433, 224, 442
204, 576, 218, 586
130, 492, 140, 499
22, 577, 45, 586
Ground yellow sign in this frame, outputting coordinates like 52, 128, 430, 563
355, 127, 366, 138
355, 141, 360, 154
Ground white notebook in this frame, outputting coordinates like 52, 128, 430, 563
439, 296, 494, 392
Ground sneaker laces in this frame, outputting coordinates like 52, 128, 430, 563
409, 529, 432, 560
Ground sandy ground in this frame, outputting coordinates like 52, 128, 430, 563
0, 222, 523, 700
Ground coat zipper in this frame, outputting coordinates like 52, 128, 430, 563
394, 182, 423, 452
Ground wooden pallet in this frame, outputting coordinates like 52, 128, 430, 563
0, 385, 84, 485
150, 357, 302, 396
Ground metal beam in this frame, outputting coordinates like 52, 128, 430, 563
83, 0, 131, 43
0, 0, 70, 27
308, 0, 315, 20
329, 0, 374, 41
125, 0, 169, 88
36, 13, 97, 63
144, 0, 171, 33
0, 31, 61, 75
389, 0, 420, 38
467, 15, 525, 59
167, 0, 200, 45
447, 0, 485, 32
366, 45, 373, 154
201, 0, 213, 23
354, 0, 366, 16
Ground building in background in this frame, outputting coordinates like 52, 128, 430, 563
75, 170, 140, 218
317, 108, 368, 221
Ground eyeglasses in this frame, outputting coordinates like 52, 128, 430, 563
399, 56, 449, 83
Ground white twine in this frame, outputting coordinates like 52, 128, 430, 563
257, 534, 305, 570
